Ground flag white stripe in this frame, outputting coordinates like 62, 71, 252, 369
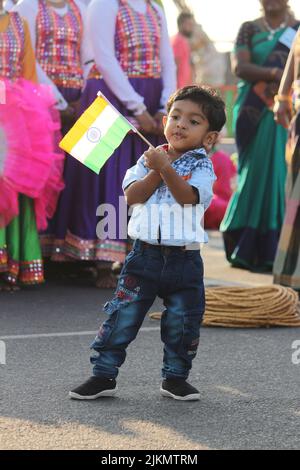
71, 105, 120, 163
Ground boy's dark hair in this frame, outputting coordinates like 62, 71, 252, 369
167, 85, 226, 132
177, 12, 194, 28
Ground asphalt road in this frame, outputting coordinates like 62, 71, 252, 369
1, 278, 300, 450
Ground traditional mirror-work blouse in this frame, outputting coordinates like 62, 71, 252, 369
36, 0, 83, 89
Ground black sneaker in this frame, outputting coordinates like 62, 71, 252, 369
160, 378, 200, 401
69, 376, 117, 400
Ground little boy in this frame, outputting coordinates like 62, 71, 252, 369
70, 86, 226, 401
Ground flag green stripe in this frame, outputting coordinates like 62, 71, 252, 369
84, 116, 132, 173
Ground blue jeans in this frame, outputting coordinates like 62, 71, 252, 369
90, 240, 205, 380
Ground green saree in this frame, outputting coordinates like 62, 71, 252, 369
220, 24, 289, 271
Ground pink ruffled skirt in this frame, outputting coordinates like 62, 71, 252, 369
0, 78, 64, 230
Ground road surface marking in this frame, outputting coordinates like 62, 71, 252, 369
0, 326, 160, 340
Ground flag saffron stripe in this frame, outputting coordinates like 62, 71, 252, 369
59, 96, 108, 154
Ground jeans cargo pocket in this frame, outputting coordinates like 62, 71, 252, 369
91, 300, 119, 349
180, 310, 202, 359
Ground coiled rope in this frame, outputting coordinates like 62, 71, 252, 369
149, 285, 300, 328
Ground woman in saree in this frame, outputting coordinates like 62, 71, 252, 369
273, 26, 300, 290
220, 0, 299, 271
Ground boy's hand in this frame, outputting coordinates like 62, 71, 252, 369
144, 147, 171, 172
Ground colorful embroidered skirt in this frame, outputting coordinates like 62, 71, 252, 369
42, 77, 165, 263
0, 195, 44, 285
0, 79, 64, 231
273, 112, 300, 289
0, 79, 65, 285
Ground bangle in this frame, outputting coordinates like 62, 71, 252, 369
274, 94, 292, 103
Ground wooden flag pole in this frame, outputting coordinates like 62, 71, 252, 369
97, 91, 155, 149
131, 126, 155, 149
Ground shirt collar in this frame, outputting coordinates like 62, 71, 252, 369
160, 144, 207, 161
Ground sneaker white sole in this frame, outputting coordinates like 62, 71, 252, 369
160, 388, 200, 401
69, 386, 118, 400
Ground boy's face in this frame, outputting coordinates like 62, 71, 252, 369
163, 99, 218, 154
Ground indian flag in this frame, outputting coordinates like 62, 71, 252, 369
59, 93, 133, 174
